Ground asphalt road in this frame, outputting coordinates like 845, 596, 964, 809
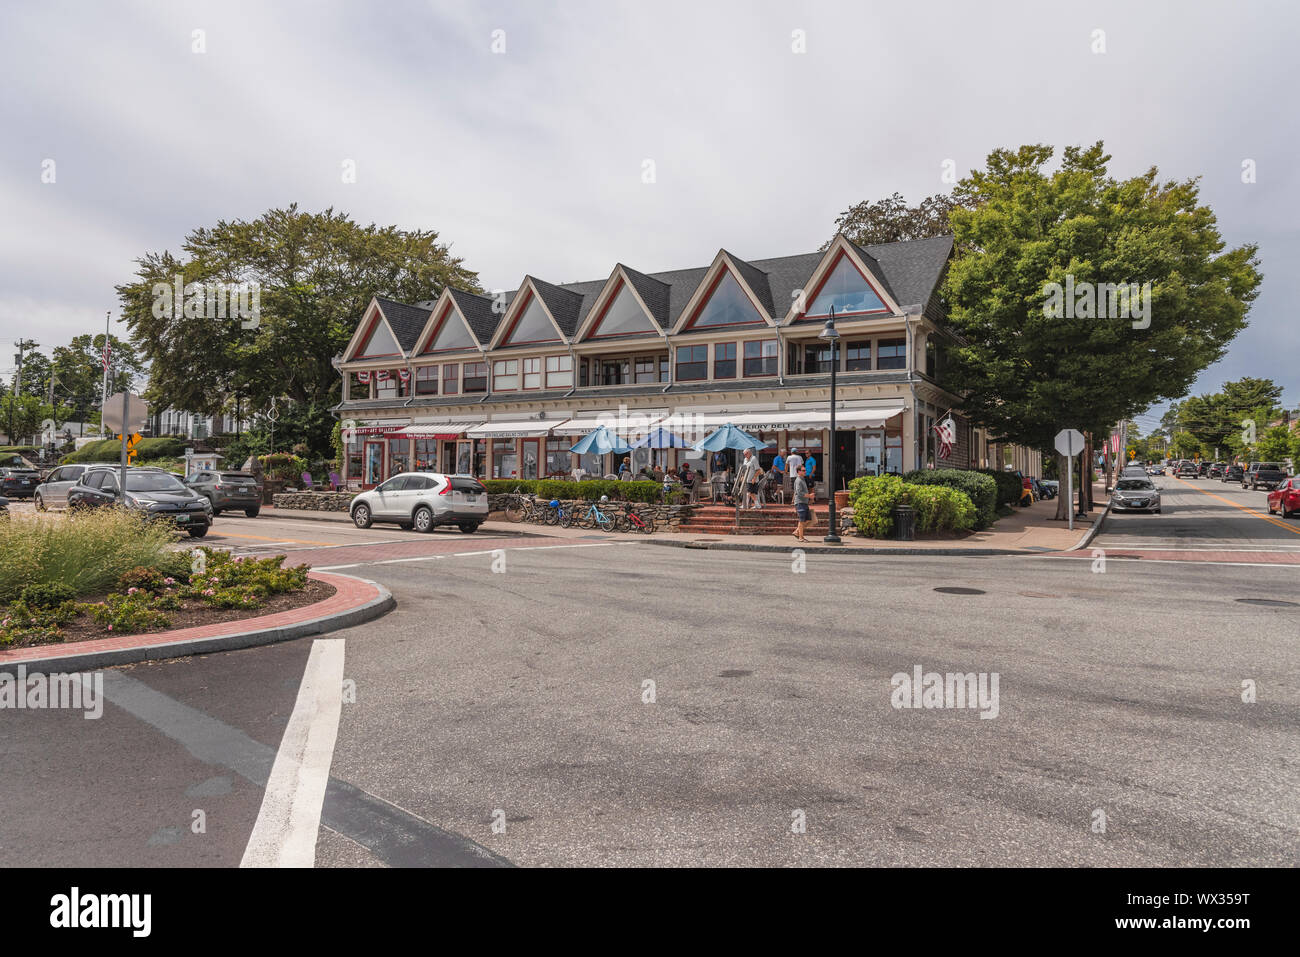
2, 482, 1297, 867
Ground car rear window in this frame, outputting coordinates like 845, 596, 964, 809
220, 473, 258, 484
450, 478, 485, 493
1117, 480, 1153, 490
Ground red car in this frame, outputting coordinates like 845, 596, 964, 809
1267, 478, 1300, 518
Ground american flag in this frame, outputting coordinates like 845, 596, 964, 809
101, 339, 111, 372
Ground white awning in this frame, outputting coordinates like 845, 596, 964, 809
465, 421, 553, 439
553, 413, 666, 435
393, 421, 480, 438
658, 406, 906, 433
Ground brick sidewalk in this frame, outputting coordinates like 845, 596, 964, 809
0, 571, 384, 666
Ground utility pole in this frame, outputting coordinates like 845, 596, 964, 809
10, 337, 39, 443
100, 311, 111, 435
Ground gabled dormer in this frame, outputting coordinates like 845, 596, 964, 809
782, 234, 903, 324
489, 276, 582, 349
342, 297, 412, 362
670, 250, 775, 333
413, 290, 482, 356
575, 265, 669, 340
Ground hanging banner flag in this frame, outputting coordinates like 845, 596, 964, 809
376, 369, 391, 382
101, 340, 111, 372
932, 416, 956, 459
398, 369, 411, 383
357, 371, 371, 384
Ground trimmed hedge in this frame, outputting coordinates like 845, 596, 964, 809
482, 478, 665, 503
903, 468, 998, 530
974, 468, 1025, 509
847, 474, 977, 538
62, 437, 186, 464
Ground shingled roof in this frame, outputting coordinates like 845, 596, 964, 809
360, 235, 954, 352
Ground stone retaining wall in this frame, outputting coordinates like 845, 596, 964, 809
486, 493, 695, 531
272, 491, 357, 512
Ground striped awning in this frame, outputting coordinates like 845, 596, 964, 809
393, 421, 480, 438
466, 421, 553, 439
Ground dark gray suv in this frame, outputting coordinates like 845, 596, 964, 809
67, 466, 213, 537
185, 470, 262, 517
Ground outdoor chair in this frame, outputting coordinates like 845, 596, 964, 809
604, 473, 618, 480
328, 471, 343, 491
300, 471, 315, 491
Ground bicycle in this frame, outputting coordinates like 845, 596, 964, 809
544, 498, 575, 527
502, 488, 529, 523
616, 503, 654, 534
576, 497, 616, 531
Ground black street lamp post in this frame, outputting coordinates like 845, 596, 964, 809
821, 308, 842, 544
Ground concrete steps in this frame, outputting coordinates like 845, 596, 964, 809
679, 504, 837, 535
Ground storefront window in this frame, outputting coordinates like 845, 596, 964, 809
346, 435, 364, 482
389, 437, 410, 476
886, 433, 902, 474
546, 437, 570, 476
492, 442, 518, 478
414, 439, 438, 471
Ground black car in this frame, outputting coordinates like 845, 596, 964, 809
1222, 464, 1244, 482
67, 466, 213, 537
1208, 462, 1225, 478
1196, 461, 1211, 476
1176, 462, 1198, 478
1243, 462, 1287, 491
0, 466, 41, 498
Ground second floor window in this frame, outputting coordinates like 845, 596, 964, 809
676, 345, 708, 380
634, 356, 659, 383
845, 341, 871, 372
802, 343, 834, 374
493, 359, 519, 391
546, 355, 572, 388
523, 357, 541, 389
743, 339, 777, 377
443, 364, 459, 394
416, 366, 439, 395
601, 358, 629, 385
464, 362, 487, 392
877, 338, 906, 370
713, 342, 736, 379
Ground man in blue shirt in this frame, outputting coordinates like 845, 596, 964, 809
771, 450, 786, 492
804, 450, 817, 485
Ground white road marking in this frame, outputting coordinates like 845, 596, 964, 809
312, 540, 638, 571
241, 639, 346, 868
1052, 556, 1300, 569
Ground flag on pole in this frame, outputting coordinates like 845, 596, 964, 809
931, 416, 956, 459
101, 339, 111, 372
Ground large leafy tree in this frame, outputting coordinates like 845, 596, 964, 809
826, 191, 956, 248
942, 143, 1262, 518
1170, 377, 1284, 459
116, 205, 480, 425
11, 351, 52, 399
50, 334, 143, 419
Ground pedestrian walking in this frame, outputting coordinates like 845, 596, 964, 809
792, 465, 811, 542
735, 447, 761, 509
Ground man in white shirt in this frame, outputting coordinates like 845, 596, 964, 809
736, 448, 761, 509
785, 449, 803, 497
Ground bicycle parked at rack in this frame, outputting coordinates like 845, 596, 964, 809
615, 503, 655, 534
576, 496, 616, 531
503, 491, 548, 524
545, 498, 575, 527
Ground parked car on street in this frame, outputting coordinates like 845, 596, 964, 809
1208, 462, 1226, 478
34, 463, 115, 511
1111, 477, 1162, 513
0, 493, 8, 515
185, 470, 262, 517
67, 466, 213, 537
1176, 461, 1199, 478
1243, 462, 1287, 491
0, 465, 41, 499
1267, 477, 1300, 518
1196, 461, 1211, 477
1222, 464, 1244, 483
349, 472, 487, 533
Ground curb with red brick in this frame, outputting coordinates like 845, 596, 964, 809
0, 571, 394, 675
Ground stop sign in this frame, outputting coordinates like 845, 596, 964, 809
1054, 428, 1085, 457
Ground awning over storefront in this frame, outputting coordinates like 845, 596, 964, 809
393, 421, 480, 438
348, 424, 408, 436
553, 413, 666, 436
726, 406, 906, 431
465, 421, 553, 439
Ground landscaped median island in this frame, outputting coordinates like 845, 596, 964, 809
0, 510, 329, 649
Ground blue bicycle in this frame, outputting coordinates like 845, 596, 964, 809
576, 496, 616, 531
545, 499, 576, 528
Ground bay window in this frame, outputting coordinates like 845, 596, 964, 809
713, 342, 736, 378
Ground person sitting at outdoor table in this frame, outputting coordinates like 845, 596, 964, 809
664, 466, 679, 483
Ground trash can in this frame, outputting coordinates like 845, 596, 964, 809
892, 504, 916, 541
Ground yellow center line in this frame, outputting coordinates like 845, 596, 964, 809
211, 531, 342, 547
1171, 478, 1300, 536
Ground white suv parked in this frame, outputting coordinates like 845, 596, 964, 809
350, 472, 487, 533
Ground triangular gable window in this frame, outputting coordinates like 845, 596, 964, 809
806, 254, 888, 316
504, 294, 560, 344
590, 282, 657, 337
685, 270, 763, 329
357, 317, 401, 357
421, 308, 475, 353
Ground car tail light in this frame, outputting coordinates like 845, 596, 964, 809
438, 482, 451, 495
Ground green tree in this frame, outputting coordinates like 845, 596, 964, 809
941, 142, 1262, 518
116, 206, 480, 435
12, 350, 52, 399
50, 334, 143, 421
826, 191, 956, 248
1256, 424, 1292, 462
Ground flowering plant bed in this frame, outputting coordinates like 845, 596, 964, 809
1, 549, 330, 649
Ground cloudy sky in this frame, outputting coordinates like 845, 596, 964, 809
2, 0, 1296, 428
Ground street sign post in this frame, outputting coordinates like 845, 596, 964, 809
102, 392, 148, 434
1055, 428, 1086, 532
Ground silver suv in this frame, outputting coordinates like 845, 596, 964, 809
350, 472, 487, 533
35, 463, 116, 511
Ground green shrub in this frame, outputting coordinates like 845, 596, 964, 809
62, 437, 185, 464
907, 484, 977, 533
974, 468, 1024, 508
0, 510, 187, 603
848, 475, 905, 538
259, 452, 308, 481
485, 478, 662, 503
118, 566, 166, 593
18, 581, 77, 608
0, 598, 78, 646
903, 468, 997, 529
83, 592, 171, 633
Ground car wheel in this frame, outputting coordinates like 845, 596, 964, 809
187, 525, 209, 538
1154, 508, 1161, 514
458, 523, 479, 534
1283, 502, 1295, 519
352, 503, 373, 529
211, 508, 222, 517
34, 492, 45, 511
245, 507, 260, 518
413, 506, 434, 533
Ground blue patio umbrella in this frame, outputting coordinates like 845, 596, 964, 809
691, 423, 765, 453
630, 427, 689, 450
569, 425, 632, 456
